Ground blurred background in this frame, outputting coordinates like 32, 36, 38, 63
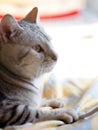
0, 0, 98, 80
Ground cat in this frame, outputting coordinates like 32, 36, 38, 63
0, 7, 79, 128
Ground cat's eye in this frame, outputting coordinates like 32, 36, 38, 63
33, 45, 43, 53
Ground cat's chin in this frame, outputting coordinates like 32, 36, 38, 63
44, 65, 56, 73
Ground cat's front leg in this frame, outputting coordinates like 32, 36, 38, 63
34, 108, 79, 124
41, 99, 65, 109
1, 104, 78, 127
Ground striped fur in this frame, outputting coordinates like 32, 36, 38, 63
0, 66, 79, 128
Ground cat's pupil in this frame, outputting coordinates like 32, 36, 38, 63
33, 45, 43, 53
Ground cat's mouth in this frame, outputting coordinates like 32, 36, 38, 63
44, 52, 58, 62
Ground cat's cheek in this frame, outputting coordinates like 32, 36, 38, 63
30, 49, 45, 60
38, 53, 45, 60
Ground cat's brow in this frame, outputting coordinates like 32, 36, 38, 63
19, 21, 51, 42
38, 30, 50, 41
30, 24, 51, 42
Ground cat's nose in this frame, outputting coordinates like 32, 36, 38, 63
51, 53, 58, 61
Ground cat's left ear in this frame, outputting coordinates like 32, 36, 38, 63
23, 7, 38, 23
0, 14, 23, 42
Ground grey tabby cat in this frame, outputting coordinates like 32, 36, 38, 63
0, 7, 79, 128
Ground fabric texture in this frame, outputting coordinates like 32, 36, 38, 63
1, 74, 98, 130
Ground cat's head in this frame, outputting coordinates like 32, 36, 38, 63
0, 7, 57, 80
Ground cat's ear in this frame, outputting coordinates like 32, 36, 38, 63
0, 14, 23, 42
23, 7, 38, 23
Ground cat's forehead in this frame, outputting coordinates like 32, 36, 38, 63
18, 20, 51, 43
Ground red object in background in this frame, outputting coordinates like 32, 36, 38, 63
0, 10, 80, 21
40, 10, 80, 20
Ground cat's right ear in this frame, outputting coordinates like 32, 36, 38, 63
0, 14, 23, 42
23, 7, 38, 23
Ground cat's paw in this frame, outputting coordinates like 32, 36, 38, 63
54, 108, 79, 124
33, 108, 79, 124
42, 99, 65, 109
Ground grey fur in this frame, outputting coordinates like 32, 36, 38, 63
0, 8, 78, 128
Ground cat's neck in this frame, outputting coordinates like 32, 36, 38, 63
0, 63, 38, 91
0, 63, 41, 107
